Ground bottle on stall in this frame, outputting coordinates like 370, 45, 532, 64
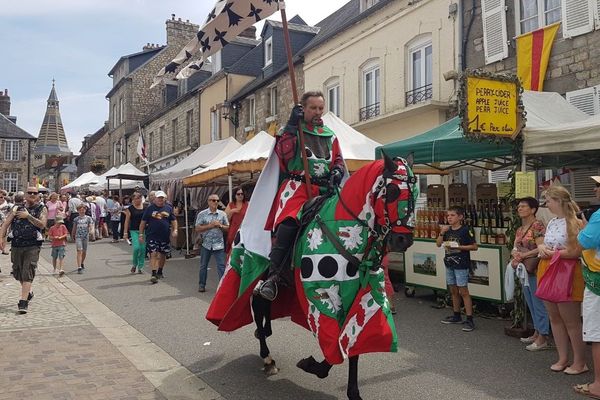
480, 220, 489, 244
472, 204, 479, 227
430, 221, 438, 239
501, 199, 511, 229
496, 229, 506, 245
495, 200, 502, 228
489, 227, 497, 245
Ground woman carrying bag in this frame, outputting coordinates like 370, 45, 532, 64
224, 187, 248, 255
536, 185, 586, 375
511, 197, 548, 351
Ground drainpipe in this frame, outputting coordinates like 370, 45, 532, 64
462, 0, 477, 71
27, 139, 32, 186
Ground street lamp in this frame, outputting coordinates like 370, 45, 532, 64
220, 101, 239, 127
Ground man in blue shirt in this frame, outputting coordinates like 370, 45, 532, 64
195, 194, 229, 292
138, 191, 177, 284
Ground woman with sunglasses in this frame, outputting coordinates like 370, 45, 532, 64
224, 187, 248, 254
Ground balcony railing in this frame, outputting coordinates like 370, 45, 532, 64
359, 102, 380, 121
405, 83, 432, 106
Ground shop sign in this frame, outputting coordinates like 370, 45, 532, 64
460, 71, 524, 140
515, 172, 536, 198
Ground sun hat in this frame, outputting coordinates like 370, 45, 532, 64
55, 216, 64, 224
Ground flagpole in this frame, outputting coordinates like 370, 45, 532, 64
138, 122, 151, 190
280, 2, 313, 201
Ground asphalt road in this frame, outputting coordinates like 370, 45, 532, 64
40, 240, 585, 400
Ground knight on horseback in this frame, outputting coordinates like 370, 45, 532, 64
256, 90, 346, 301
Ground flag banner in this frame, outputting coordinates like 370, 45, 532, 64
137, 126, 148, 163
516, 22, 560, 91
152, 0, 281, 87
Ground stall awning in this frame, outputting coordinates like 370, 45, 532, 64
377, 117, 513, 168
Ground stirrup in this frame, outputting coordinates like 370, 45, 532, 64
257, 279, 278, 301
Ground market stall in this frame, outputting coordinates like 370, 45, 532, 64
105, 163, 147, 195
60, 171, 100, 193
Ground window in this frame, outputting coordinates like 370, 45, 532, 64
269, 86, 278, 116
119, 97, 124, 125
210, 109, 220, 141
171, 118, 178, 152
3, 172, 18, 193
327, 84, 340, 117
186, 110, 194, 145
247, 96, 256, 127
360, 61, 380, 121
519, 0, 561, 34
211, 50, 222, 74
113, 142, 119, 166
264, 37, 273, 67
482, 0, 509, 64
4, 140, 19, 161
149, 132, 155, 160
112, 104, 117, 128
159, 126, 165, 157
407, 40, 433, 105
566, 85, 600, 116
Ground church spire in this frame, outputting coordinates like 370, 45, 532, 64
35, 79, 71, 154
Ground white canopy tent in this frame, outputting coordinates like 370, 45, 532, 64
89, 167, 144, 191
60, 171, 100, 192
105, 163, 147, 195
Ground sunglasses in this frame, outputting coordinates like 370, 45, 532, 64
209, 199, 219, 202
27, 192, 38, 195
236, 192, 244, 195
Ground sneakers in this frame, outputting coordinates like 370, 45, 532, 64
526, 342, 548, 351
462, 319, 475, 332
441, 315, 463, 324
150, 275, 158, 284
17, 300, 28, 314
198, 286, 206, 293
27, 292, 34, 302
59, 270, 65, 277
77, 267, 83, 274
520, 335, 536, 344
137, 269, 143, 274
130, 266, 137, 274
157, 269, 164, 279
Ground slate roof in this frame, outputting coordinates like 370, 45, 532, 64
108, 47, 164, 77
0, 113, 35, 140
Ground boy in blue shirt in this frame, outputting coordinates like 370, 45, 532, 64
436, 206, 478, 332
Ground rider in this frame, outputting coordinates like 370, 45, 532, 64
257, 91, 346, 301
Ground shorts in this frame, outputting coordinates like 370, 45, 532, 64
446, 268, 469, 287
99, 217, 105, 225
147, 239, 171, 256
583, 288, 600, 342
51, 246, 66, 260
76, 237, 89, 251
11, 245, 40, 282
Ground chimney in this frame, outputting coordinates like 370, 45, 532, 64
0, 89, 10, 117
238, 26, 257, 39
165, 14, 199, 46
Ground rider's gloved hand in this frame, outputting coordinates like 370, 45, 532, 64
287, 104, 304, 127
329, 168, 343, 189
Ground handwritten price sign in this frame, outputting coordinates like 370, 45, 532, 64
465, 76, 522, 139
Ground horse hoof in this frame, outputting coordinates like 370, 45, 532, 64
347, 389, 362, 400
296, 356, 329, 379
263, 360, 278, 376
255, 328, 272, 340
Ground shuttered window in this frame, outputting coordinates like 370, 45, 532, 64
562, 0, 594, 37
595, 0, 600, 29
572, 167, 600, 202
482, 0, 508, 64
566, 86, 600, 116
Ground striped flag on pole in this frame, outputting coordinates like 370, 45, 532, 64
152, 0, 281, 87
516, 22, 560, 91
137, 124, 148, 163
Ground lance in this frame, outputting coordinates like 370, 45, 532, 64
280, 2, 313, 201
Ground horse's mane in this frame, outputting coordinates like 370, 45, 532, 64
334, 160, 385, 221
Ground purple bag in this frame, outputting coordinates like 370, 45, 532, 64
535, 252, 577, 303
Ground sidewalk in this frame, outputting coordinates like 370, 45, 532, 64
0, 250, 224, 400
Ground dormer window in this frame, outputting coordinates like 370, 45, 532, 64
264, 37, 273, 67
360, 0, 380, 12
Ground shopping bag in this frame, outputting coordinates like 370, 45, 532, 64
504, 262, 515, 301
535, 252, 576, 303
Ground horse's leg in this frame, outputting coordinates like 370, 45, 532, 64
347, 355, 362, 400
251, 295, 278, 376
296, 356, 332, 379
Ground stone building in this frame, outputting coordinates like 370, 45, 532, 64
142, 27, 259, 172
463, 0, 600, 98
76, 121, 110, 176
0, 89, 36, 193
302, 0, 458, 144
33, 82, 75, 191
230, 17, 318, 142
105, 15, 199, 169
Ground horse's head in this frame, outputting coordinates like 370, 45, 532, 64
372, 153, 418, 252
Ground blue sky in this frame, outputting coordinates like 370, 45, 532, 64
3, 0, 348, 154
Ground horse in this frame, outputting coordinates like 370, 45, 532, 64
206, 154, 417, 400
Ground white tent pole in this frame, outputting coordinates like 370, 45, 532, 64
184, 187, 190, 256
228, 175, 233, 203
521, 153, 527, 172
119, 179, 123, 199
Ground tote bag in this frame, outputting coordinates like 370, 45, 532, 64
536, 252, 577, 303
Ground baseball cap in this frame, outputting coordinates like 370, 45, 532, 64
155, 191, 167, 198
591, 176, 600, 184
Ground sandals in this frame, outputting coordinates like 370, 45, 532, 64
565, 366, 590, 375
573, 383, 600, 399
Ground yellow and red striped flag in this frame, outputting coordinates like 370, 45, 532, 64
516, 23, 560, 91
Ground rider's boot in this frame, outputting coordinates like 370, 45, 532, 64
257, 221, 298, 301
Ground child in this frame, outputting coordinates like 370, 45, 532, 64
436, 206, 478, 332
71, 203, 93, 274
48, 215, 68, 276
